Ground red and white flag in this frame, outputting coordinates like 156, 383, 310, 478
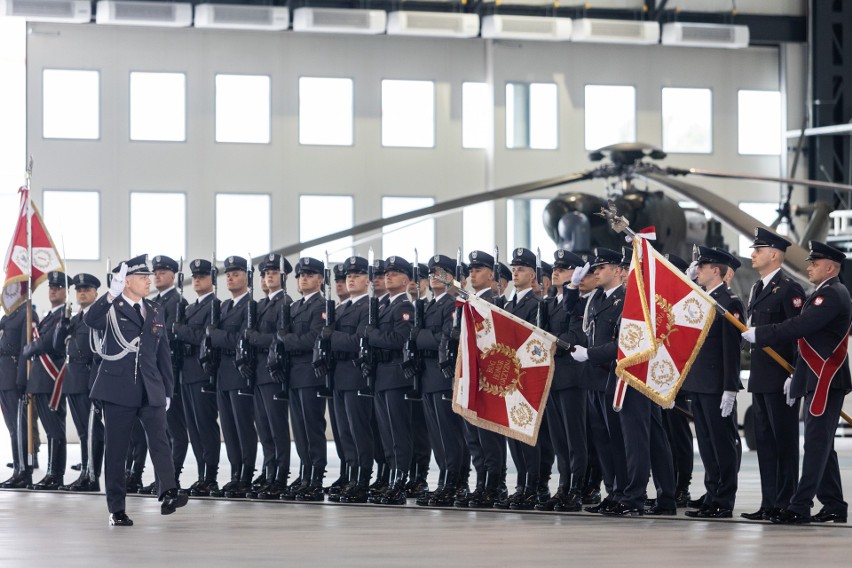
614, 237, 715, 408
2, 186, 64, 315
452, 294, 557, 446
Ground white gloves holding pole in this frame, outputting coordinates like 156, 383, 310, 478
570, 345, 589, 362
720, 390, 736, 417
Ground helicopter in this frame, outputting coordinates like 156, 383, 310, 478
270, 142, 852, 289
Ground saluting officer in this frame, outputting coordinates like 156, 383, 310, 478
277, 257, 327, 501
208, 255, 257, 498
85, 256, 186, 526
172, 259, 222, 497
569, 248, 628, 515
744, 241, 852, 524
366, 256, 415, 505
0, 301, 38, 489
56, 273, 103, 492
248, 254, 294, 500
740, 229, 804, 521
327, 256, 375, 503
18, 271, 69, 491
683, 246, 743, 519
536, 250, 588, 512
495, 248, 543, 510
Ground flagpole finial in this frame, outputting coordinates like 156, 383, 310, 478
596, 200, 633, 237
26, 156, 33, 180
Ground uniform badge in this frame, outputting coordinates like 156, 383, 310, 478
613, 298, 621, 306
814, 297, 824, 306
754, 227, 759, 237
154, 256, 161, 263
732, 311, 742, 320
194, 260, 200, 268
350, 256, 356, 263
792, 297, 802, 308
471, 251, 478, 259
557, 250, 564, 258
402, 312, 410, 321
434, 255, 440, 263
515, 248, 523, 256
389, 256, 396, 263
303, 258, 309, 265
227, 256, 234, 264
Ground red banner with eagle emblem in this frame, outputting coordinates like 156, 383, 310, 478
452, 294, 557, 446
615, 237, 716, 408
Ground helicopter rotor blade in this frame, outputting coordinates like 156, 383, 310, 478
637, 171, 811, 280
670, 167, 852, 193
265, 170, 597, 260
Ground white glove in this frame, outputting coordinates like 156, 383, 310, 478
166, 397, 171, 411
741, 327, 756, 343
570, 263, 590, 287
783, 377, 795, 407
109, 262, 128, 299
687, 261, 698, 281
571, 345, 589, 362
720, 390, 736, 418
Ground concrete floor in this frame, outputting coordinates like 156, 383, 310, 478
2, 438, 852, 567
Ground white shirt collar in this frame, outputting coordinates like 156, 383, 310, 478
760, 267, 782, 289
157, 285, 176, 296
231, 291, 249, 305
706, 282, 724, 294
388, 291, 408, 303
301, 290, 319, 302
267, 289, 284, 301
48, 305, 63, 315
348, 293, 367, 304
514, 287, 533, 301
475, 288, 490, 297
604, 284, 621, 298
433, 291, 448, 303
196, 291, 214, 303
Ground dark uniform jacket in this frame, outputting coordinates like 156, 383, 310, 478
329, 295, 369, 391
248, 290, 290, 386
681, 284, 743, 395
546, 295, 589, 390
756, 276, 852, 398
20, 306, 65, 395
172, 293, 215, 385
85, 294, 174, 407
747, 269, 805, 393
583, 286, 625, 393
505, 288, 539, 325
278, 292, 325, 389
53, 309, 96, 395
156, 288, 187, 376
0, 304, 37, 392
416, 293, 455, 394
209, 294, 250, 392
369, 293, 414, 392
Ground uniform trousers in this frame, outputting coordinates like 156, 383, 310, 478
256, 382, 290, 477
546, 387, 587, 489
752, 392, 800, 509
289, 385, 327, 476
217, 387, 257, 480
334, 389, 375, 472
374, 388, 413, 472
690, 392, 739, 510
181, 381, 220, 480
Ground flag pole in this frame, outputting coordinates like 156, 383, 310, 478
24, 156, 34, 466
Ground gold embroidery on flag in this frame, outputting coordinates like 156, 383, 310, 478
525, 338, 548, 365
649, 358, 676, 388
479, 343, 524, 397
654, 294, 678, 347
682, 297, 705, 326
509, 401, 534, 428
620, 322, 644, 351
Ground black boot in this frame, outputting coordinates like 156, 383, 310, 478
248, 465, 276, 499
210, 467, 239, 498
32, 439, 65, 490
281, 464, 308, 501
126, 470, 144, 494
339, 467, 371, 504
380, 470, 409, 505
456, 471, 485, 508
554, 486, 583, 512
225, 465, 254, 498
494, 480, 524, 510
429, 471, 458, 507
326, 462, 348, 496
258, 469, 289, 500
404, 463, 429, 499
328, 465, 355, 503
510, 473, 541, 511
367, 463, 390, 503
468, 472, 499, 509
296, 468, 325, 502
535, 484, 567, 511
1, 466, 33, 489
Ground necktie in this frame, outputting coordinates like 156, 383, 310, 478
133, 303, 144, 323
753, 280, 764, 301
155, 293, 162, 302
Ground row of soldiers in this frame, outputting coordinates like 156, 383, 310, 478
0, 227, 849, 524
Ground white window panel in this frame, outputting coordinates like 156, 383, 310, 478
42, 69, 99, 140
506, 82, 558, 150
662, 87, 712, 154
42, 190, 100, 260
462, 82, 490, 149
130, 192, 186, 260
0, 19, 26, 173
215, 74, 270, 144
463, 201, 495, 254
738, 90, 782, 156
299, 195, 354, 261
216, 193, 270, 258
738, 202, 787, 256
584, 85, 636, 151
130, 72, 186, 142
299, 77, 354, 146
381, 80, 435, 148
382, 196, 435, 259
507, 198, 557, 259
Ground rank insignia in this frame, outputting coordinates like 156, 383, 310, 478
792, 297, 802, 308
814, 297, 824, 306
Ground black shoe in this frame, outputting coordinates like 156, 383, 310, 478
674, 490, 691, 508
644, 497, 656, 508
0, 470, 32, 489
457, 487, 482, 508
509, 487, 541, 511
585, 497, 615, 514
69, 478, 100, 492
192, 480, 217, 497
770, 509, 810, 525
211, 479, 238, 498
109, 511, 134, 526
811, 508, 847, 523
644, 505, 677, 516
160, 489, 189, 515
494, 487, 524, 510
686, 493, 706, 509
535, 487, 566, 512
404, 477, 429, 499
250, 472, 267, 488
280, 479, 307, 501
224, 480, 251, 499
468, 488, 498, 509
139, 481, 158, 495
70, 463, 82, 471
339, 484, 369, 504
295, 485, 325, 502
685, 505, 732, 519
581, 487, 601, 505
325, 476, 347, 496
554, 490, 583, 513
125, 473, 144, 494
32, 474, 63, 491
741, 508, 772, 521
257, 481, 287, 500
602, 502, 644, 517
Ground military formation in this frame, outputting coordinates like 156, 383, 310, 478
0, 226, 849, 526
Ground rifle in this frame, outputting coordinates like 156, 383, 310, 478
200, 253, 221, 394
236, 255, 257, 396
402, 249, 423, 401
439, 247, 463, 383
170, 257, 185, 399
493, 246, 505, 309
357, 247, 378, 398
314, 252, 335, 398
271, 257, 293, 401
535, 247, 549, 329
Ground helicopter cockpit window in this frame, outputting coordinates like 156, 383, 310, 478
737, 90, 782, 156
584, 85, 636, 151
505, 82, 558, 150
662, 87, 713, 154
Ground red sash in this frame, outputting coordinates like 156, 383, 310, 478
31, 327, 67, 411
798, 323, 851, 417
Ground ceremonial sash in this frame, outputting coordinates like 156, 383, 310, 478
798, 323, 851, 417
31, 327, 67, 411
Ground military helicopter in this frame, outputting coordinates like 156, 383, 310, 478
271, 142, 852, 288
